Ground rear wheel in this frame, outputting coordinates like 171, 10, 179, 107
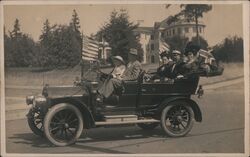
161, 101, 194, 137
137, 123, 159, 130
43, 103, 84, 146
27, 109, 44, 137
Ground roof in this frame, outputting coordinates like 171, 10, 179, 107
157, 16, 205, 31
133, 27, 154, 34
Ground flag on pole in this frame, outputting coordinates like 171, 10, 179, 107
198, 49, 216, 65
82, 35, 100, 61
159, 38, 169, 55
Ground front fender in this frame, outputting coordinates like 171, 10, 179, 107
49, 97, 95, 128
159, 97, 202, 122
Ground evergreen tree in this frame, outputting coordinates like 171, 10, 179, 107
10, 18, 22, 39
70, 10, 83, 63
96, 9, 143, 62
191, 35, 208, 50
39, 19, 53, 67
5, 19, 37, 67
165, 36, 189, 53
70, 9, 81, 33
4, 26, 13, 67
213, 36, 243, 62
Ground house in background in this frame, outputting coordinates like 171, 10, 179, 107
161, 16, 206, 41
133, 27, 153, 64
134, 16, 206, 64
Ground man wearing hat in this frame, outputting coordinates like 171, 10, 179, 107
170, 50, 187, 77
97, 48, 142, 102
121, 48, 142, 81
172, 50, 182, 63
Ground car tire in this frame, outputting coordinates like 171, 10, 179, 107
137, 123, 159, 130
43, 103, 84, 146
161, 101, 194, 137
27, 109, 44, 137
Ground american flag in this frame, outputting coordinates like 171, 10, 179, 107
159, 38, 170, 55
82, 35, 100, 61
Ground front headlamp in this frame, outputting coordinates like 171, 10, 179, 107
33, 96, 47, 106
26, 95, 47, 106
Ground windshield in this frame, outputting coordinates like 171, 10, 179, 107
82, 61, 113, 82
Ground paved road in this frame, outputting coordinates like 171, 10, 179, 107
5, 81, 245, 154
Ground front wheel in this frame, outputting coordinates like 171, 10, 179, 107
43, 103, 84, 146
161, 101, 194, 137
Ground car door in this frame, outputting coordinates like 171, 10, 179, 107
117, 81, 139, 109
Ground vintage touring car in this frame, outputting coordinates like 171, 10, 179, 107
26, 61, 223, 147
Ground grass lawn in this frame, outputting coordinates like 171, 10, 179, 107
5, 62, 243, 87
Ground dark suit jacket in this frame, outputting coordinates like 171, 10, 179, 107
122, 60, 141, 81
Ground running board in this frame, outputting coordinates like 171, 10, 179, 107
95, 119, 160, 126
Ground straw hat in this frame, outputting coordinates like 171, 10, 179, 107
172, 50, 181, 55
112, 56, 125, 64
129, 48, 138, 56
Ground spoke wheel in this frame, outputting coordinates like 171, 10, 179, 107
161, 101, 194, 137
27, 109, 44, 137
44, 103, 83, 146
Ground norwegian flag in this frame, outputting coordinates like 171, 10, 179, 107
198, 49, 216, 65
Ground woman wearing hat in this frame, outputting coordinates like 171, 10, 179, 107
111, 56, 126, 80
182, 50, 200, 75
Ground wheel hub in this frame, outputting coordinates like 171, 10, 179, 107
64, 123, 69, 129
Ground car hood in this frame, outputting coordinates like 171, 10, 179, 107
43, 85, 89, 99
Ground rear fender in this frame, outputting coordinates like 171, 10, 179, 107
50, 97, 95, 128
159, 97, 202, 122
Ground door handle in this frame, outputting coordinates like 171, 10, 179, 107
141, 88, 146, 92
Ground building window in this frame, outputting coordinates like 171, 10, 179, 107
161, 32, 165, 38
193, 27, 196, 33
178, 28, 182, 35
169, 30, 171, 36
150, 35, 154, 40
172, 29, 175, 35
185, 27, 189, 33
199, 27, 202, 33
151, 55, 155, 63
151, 44, 154, 50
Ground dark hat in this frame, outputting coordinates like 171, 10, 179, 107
184, 42, 200, 56
160, 51, 169, 58
129, 48, 138, 56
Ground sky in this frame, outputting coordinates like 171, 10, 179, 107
3, 4, 243, 46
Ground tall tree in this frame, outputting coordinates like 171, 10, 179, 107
39, 19, 53, 67
10, 18, 22, 39
70, 9, 83, 59
4, 19, 38, 67
180, 4, 212, 45
96, 9, 143, 62
4, 26, 13, 67
70, 9, 81, 33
